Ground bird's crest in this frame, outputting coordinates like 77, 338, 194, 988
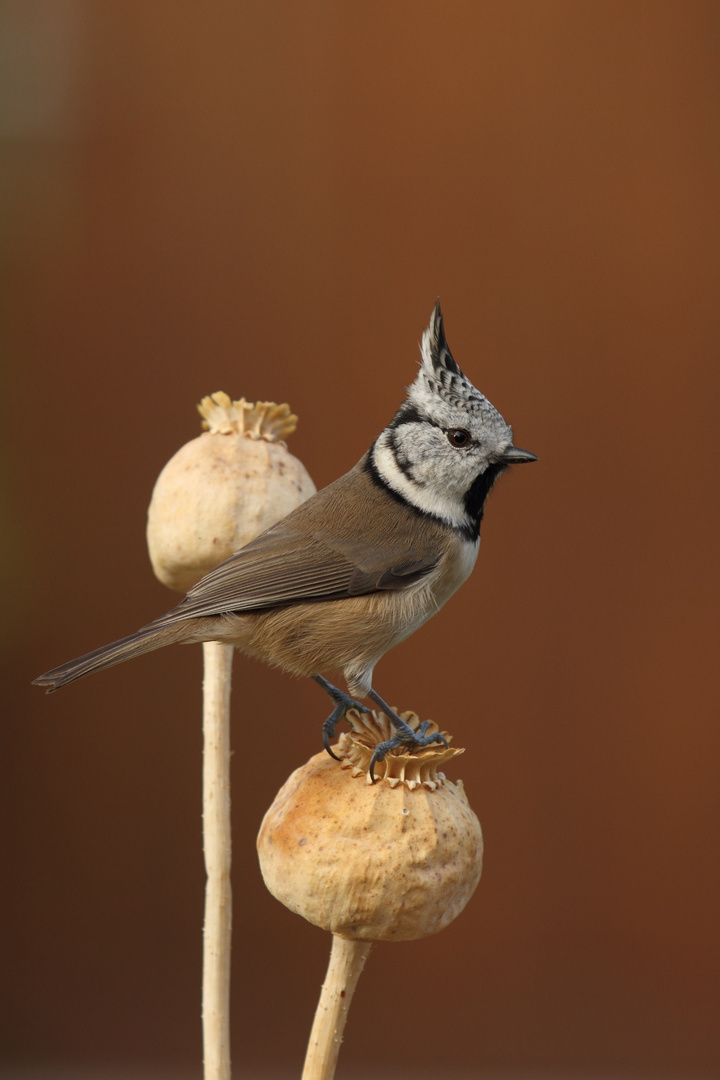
411, 301, 489, 417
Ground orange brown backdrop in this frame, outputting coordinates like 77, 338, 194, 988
2, 2, 718, 1077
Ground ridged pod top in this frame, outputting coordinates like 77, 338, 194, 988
197, 393, 299, 442
336, 708, 462, 788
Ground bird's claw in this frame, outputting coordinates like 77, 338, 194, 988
320, 686, 370, 760
368, 727, 449, 782
322, 712, 343, 760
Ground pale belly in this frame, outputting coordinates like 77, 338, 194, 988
205, 537, 480, 696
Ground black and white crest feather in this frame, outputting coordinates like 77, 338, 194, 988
414, 301, 490, 416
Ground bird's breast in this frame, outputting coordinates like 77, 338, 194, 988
427, 536, 480, 609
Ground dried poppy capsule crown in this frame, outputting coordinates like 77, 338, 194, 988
257, 710, 483, 942
147, 393, 316, 592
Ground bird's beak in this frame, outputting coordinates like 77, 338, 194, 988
501, 445, 538, 464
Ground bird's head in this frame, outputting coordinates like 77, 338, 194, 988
370, 302, 537, 536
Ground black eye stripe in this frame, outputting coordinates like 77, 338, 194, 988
388, 403, 440, 430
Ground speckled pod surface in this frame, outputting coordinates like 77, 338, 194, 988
257, 712, 483, 941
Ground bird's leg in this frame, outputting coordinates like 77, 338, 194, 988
365, 688, 449, 782
313, 675, 370, 761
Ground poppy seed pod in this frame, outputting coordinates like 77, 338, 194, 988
257, 710, 483, 942
147, 393, 316, 592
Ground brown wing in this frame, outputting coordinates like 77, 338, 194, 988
150, 514, 439, 627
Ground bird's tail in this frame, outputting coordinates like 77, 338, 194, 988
33, 621, 190, 692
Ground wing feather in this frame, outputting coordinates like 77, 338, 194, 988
152, 519, 439, 626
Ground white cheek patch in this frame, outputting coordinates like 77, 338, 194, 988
372, 434, 471, 531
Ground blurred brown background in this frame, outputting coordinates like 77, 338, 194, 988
2, 2, 719, 1077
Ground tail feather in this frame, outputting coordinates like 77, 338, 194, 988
33, 622, 189, 692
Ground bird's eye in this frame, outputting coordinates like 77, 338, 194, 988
446, 428, 470, 447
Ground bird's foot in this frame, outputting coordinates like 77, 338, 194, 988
313, 675, 370, 761
368, 720, 449, 782
364, 688, 449, 781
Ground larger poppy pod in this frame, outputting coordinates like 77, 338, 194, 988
257, 710, 483, 942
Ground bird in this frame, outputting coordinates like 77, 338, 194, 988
34, 302, 537, 777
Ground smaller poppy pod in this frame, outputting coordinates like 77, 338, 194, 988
147, 393, 316, 592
